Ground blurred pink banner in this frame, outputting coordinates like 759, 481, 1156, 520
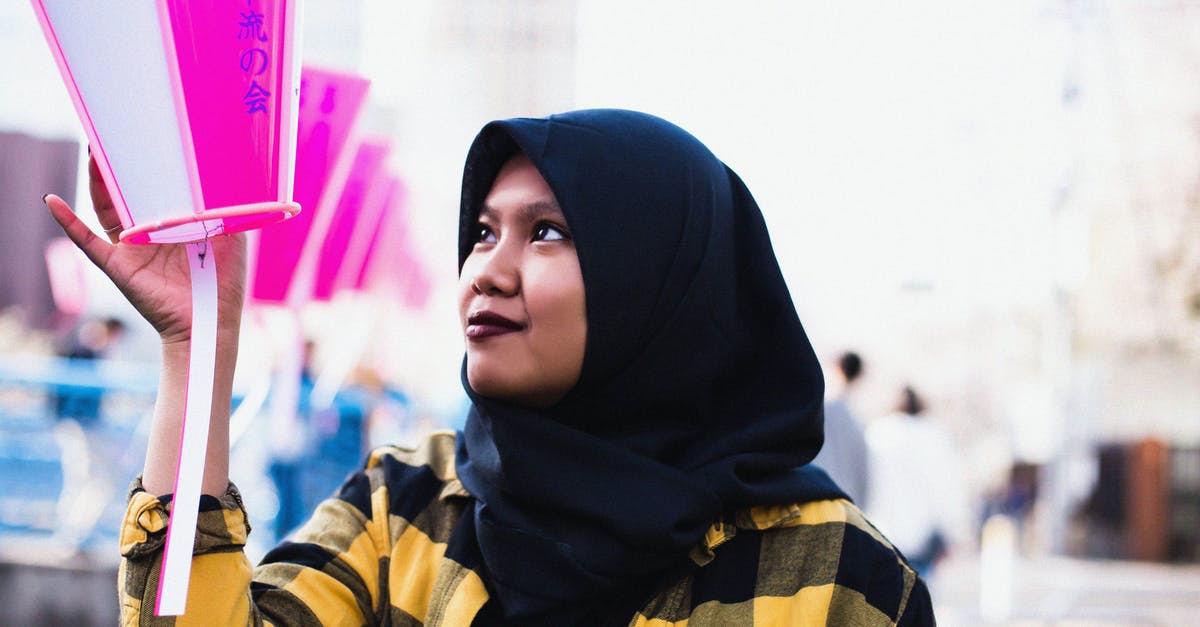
44, 237, 88, 316
251, 66, 370, 303
395, 246, 433, 309
350, 175, 404, 291
313, 140, 390, 301
366, 178, 432, 310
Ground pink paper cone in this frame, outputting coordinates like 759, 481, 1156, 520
32, 0, 302, 244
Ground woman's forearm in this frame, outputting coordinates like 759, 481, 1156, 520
141, 330, 239, 497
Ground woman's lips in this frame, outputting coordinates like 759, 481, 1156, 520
466, 310, 525, 340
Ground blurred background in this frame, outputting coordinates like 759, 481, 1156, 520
1, 0, 1198, 624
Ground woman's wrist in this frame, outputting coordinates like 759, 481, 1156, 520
160, 324, 242, 354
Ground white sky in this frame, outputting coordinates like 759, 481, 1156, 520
0, 0, 1079, 402
5, 1, 1190, 449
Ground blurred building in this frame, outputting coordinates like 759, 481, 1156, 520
1066, 0, 1200, 451
0, 132, 78, 328
1051, 1, 1200, 561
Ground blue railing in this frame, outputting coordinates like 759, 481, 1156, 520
0, 353, 405, 562
0, 355, 162, 559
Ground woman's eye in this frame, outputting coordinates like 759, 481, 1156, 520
533, 223, 568, 242
475, 225, 496, 244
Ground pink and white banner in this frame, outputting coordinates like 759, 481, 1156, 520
313, 139, 390, 301
365, 177, 432, 310
251, 66, 371, 304
348, 175, 404, 292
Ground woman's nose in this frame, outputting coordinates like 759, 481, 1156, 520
471, 242, 521, 296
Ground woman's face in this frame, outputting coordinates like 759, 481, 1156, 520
459, 154, 587, 407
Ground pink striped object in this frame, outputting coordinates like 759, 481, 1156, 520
250, 66, 371, 303
312, 139, 390, 301
349, 175, 405, 291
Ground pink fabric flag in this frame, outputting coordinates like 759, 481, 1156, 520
397, 250, 433, 309
250, 66, 371, 304
312, 139, 390, 301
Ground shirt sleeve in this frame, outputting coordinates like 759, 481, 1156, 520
896, 576, 936, 627
118, 479, 258, 626
250, 470, 385, 625
118, 472, 385, 626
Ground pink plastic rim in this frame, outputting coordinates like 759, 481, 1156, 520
120, 201, 301, 244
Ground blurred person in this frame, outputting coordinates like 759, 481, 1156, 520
52, 316, 125, 425
355, 366, 423, 450
981, 462, 1040, 550
266, 339, 373, 542
811, 350, 870, 507
59, 316, 126, 360
48, 110, 934, 625
265, 339, 317, 542
48, 316, 126, 551
866, 385, 971, 577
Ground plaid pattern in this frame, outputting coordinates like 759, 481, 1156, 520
120, 432, 933, 625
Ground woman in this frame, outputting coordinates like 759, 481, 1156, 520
47, 109, 933, 625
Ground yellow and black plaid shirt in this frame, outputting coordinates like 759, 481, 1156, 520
120, 432, 933, 625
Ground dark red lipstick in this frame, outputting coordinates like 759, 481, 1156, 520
466, 310, 525, 340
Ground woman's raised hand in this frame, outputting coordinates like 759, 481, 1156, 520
45, 155, 248, 346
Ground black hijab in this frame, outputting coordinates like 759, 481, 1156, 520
453, 109, 842, 625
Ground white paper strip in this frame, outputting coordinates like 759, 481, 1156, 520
155, 241, 219, 616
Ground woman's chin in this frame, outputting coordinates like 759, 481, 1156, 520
468, 377, 559, 409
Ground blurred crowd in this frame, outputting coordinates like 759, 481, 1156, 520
0, 310, 1197, 624
0, 310, 451, 561
4, 308, 1194, 573
811, 348, 1200, 592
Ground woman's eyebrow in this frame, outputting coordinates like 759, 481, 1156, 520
479, 199, 565, 223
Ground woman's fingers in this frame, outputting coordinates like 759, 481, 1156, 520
87, 155, 124, 244
44, 193, 114, 271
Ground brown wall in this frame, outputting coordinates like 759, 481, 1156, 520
1126, 439, 1171, 562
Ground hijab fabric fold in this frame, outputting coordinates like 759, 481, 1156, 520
454, 109, 843, 625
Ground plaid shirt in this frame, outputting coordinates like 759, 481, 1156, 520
120, 432, 933, 625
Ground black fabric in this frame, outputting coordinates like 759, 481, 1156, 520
691, 529, 762, 607
897, 575, 936, 626
259, 541, 339, 571
453, 109, 842, 625
835, 524, 907, 618
377, 455, 443, 522
333, 470, 374, 519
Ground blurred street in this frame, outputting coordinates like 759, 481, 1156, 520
932, 554, 1200, 626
